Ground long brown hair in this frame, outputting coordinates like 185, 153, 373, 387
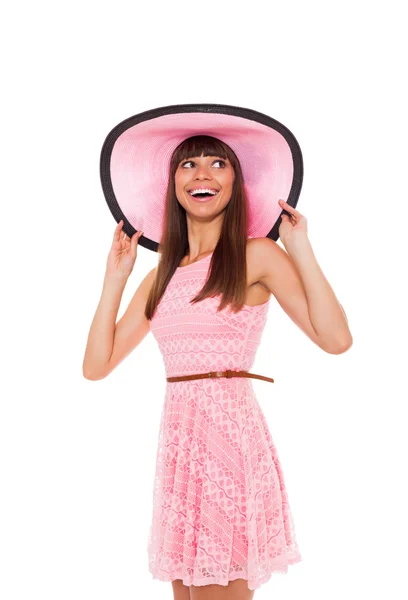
145, 135, 249, 320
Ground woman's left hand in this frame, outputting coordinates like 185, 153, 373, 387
278, 199, 308, 245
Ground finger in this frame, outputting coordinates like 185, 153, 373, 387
284, 209, 298, 220
284, 206, 300, 218
122, 227, 132, 242
280, 200, 301, 217
113, 220, 123, 242
131, 230, 143, 245
131, 231, 143, 255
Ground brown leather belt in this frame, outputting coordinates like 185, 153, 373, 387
166, 369, 274, 383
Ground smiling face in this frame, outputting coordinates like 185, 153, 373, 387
174, 154, 235, 215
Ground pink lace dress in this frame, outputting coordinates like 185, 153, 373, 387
147, 252, 301, 591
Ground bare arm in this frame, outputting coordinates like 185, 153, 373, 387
82, 267, 155, 380
252, 237, 352, 354
82, 273, 127, 380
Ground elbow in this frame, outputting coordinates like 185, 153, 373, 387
324, 334, 353, 355
82, 364, 108, 381
83, 370, 105, 381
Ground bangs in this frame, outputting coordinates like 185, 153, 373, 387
172, 135, 230, 165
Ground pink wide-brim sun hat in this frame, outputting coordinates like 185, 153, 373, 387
100, 103, 303, 252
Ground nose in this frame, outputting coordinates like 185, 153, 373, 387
194, 164, 212, 180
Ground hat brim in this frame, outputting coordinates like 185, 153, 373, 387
100, 103, 303, 251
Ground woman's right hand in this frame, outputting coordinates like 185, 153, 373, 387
106, 220, 144, 279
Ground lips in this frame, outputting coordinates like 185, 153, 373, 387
187, 189, 220, 201
188, 192, 218, 203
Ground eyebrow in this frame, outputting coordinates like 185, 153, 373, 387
180, 156, 227, 163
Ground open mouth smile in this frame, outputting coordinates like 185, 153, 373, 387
187, 187, 220, 202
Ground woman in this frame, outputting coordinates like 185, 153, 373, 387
83, 106, 353, 600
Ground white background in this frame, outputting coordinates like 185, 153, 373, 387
1, 1, 407, 598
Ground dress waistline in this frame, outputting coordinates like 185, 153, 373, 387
166, 369, 274, 383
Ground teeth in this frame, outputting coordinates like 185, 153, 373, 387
189, 188, 218, 196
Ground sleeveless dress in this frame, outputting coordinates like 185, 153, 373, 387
147, 252, 301, 591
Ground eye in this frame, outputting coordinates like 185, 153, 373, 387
181, 159, 226, 168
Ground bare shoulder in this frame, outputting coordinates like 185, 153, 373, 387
145, 265, 157, 286
116, 265, 157, 332
131, 265, 157, 300
139, 265, 157, 304
246, 237, 288, 290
